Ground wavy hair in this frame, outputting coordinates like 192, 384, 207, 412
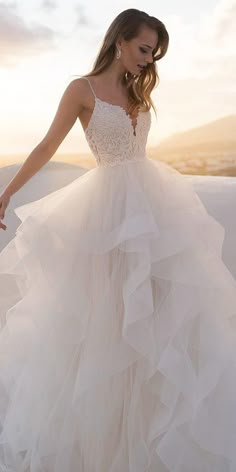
84, 9, 169, 115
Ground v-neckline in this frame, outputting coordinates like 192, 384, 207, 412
86, 97, 141, 136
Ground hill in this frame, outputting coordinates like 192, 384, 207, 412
149, 114, 236, 176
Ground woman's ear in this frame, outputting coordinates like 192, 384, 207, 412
116, 35, 123, 50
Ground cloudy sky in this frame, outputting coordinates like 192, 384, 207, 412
0, 0, 235, 156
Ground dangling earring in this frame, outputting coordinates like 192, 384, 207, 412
116, 47, 121, 59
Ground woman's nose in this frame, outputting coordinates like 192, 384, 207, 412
147, 52, 153, 64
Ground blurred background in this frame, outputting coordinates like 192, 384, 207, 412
0, 0, 235, 175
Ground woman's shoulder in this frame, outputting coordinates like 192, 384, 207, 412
67, 76, 91, 94
66, 76, 95, 109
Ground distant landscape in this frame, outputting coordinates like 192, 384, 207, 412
1, 114, 235, 176
148, 114, 236, 176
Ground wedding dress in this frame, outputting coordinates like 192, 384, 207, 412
0, 76, 236, 472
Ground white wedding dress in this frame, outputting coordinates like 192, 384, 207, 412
1, 76, 236, 472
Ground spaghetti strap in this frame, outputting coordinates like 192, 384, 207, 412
81, 76, 97, 98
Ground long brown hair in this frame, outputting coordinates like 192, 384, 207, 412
84, 9, 169, 115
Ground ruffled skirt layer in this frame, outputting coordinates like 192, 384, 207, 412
0, 157, 236, 471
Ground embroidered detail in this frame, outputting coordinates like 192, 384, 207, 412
84, 98, 152, 168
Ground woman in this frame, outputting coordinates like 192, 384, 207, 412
0, 8, 236, 472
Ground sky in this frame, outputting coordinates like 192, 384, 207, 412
0, 0, 235, 156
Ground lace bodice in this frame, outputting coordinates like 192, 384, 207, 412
81, 77, 151, 168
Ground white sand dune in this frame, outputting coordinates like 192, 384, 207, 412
1, 161, 236, 278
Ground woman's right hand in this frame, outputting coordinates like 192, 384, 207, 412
0, 193, 11, 231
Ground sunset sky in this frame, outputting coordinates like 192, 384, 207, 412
0, 0, 235, 157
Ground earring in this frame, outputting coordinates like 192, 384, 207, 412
116, 47, 121, 59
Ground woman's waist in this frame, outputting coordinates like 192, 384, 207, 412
96, 153, 148, 168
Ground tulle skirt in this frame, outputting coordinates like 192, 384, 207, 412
0, 156, 236, 472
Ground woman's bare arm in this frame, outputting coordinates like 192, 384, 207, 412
2, 79, 84, 198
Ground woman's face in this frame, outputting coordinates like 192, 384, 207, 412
117, 25, 158, 75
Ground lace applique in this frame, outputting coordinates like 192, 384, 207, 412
84, 98, 151, 168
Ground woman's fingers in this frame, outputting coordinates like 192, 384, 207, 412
0, 208, 4, 220
0, 201, 5, 219
0, 220, 7, 230
0, 197, 9, 230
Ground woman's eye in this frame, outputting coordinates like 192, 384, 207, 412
140, 47, 147, 53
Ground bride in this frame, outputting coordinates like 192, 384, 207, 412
1, 7, 236, 472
